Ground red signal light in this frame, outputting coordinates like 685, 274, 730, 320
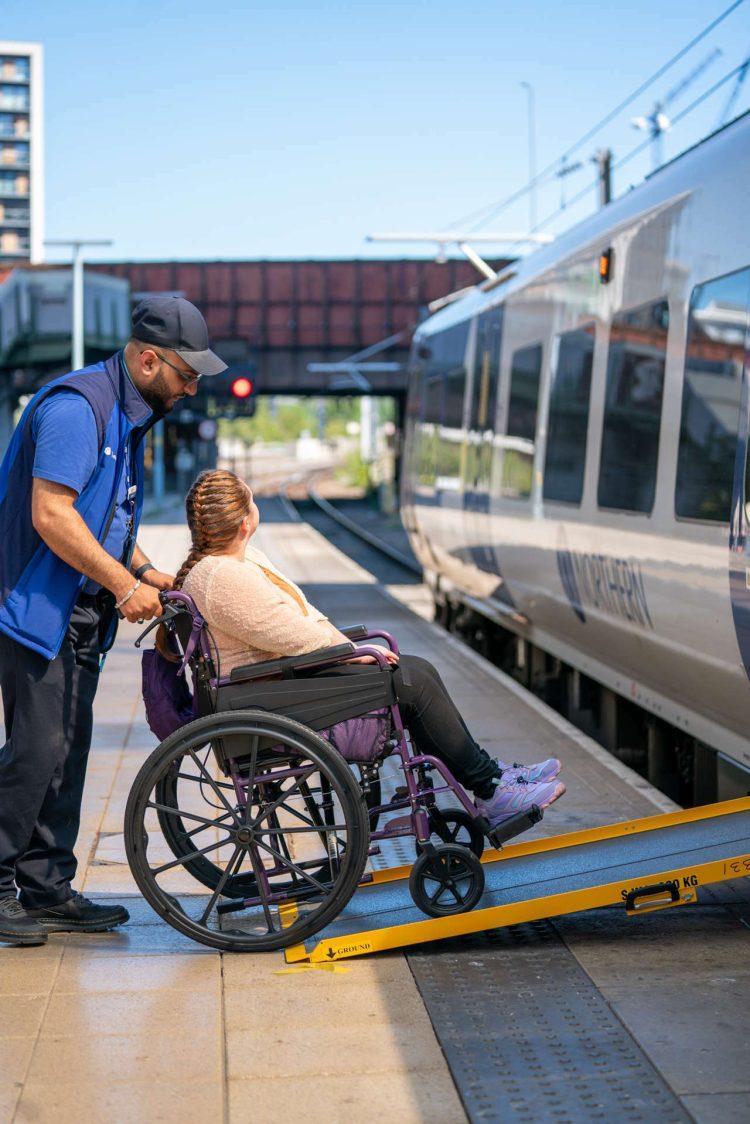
232, 377, 253, 398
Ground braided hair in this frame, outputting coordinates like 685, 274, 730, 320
173, 469, 253, 588
156, 469, 252, 659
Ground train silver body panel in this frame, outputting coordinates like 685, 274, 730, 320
401, 114, 750, 769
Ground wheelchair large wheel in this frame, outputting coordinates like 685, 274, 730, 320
154, 752, 379, 899
125, 709, 369, 952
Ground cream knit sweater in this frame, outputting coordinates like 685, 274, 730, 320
182, 545, 341, 674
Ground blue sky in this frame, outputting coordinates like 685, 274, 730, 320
4, 0, 749, 262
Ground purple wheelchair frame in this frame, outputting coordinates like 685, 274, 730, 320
162, 590, 485, 861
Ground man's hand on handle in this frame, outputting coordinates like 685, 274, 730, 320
115, 582, 164, 623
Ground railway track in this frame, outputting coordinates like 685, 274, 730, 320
273, 471, 423, 587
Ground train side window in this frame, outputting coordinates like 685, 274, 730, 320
543, 325, 595, 505
470, 308, 503, 431
502, 343, 543, 499
675, 267, 750, 522
598, 299, 668, 513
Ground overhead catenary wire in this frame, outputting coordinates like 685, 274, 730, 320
445, 0, 746, 235
530, 58, 750, 235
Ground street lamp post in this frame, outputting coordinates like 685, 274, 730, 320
44, 238, 113, 370
520, 81, 537, 232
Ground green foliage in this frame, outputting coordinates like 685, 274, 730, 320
218, 395, 397, 445
335, 451, 373, 491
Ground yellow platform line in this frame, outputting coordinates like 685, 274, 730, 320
286, 848, 750, 963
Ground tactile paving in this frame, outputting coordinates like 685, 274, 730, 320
407, 921, 689, 1123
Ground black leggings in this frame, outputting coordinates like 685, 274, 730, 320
312, 654, 498, 796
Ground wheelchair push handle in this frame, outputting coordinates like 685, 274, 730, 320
134, 600, 184, 648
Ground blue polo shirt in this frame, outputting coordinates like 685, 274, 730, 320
31, 390, 133, 593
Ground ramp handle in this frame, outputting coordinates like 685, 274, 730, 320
625, 881, 680, 912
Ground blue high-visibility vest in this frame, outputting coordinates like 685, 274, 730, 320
0, 353, 152, 659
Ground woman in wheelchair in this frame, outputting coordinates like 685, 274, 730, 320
166, 469, 566, 834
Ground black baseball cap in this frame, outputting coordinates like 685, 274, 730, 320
131, 295, 227, 376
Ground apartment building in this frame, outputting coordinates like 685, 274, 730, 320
0, 42, 43, 264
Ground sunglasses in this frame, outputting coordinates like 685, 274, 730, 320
153, 350, 202, 386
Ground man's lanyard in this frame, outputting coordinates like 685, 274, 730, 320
120, 353, 138, 545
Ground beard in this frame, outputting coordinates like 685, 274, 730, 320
138, 369, 179, 417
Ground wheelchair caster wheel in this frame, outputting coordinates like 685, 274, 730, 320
409, 844, 485, 917
416, 807, 485, 859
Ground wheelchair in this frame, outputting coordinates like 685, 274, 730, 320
124, 591, 542, 953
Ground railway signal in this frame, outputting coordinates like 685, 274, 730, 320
202, 367, 257, 417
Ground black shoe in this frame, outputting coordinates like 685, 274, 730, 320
0, 895, 48, 945
25, 892, 130, 933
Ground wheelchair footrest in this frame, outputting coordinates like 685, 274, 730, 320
486, 804, 543, 849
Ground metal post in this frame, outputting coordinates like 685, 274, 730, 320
593, 149, 612, 208
520, 82, 537, 231
71, 242, 84, 370
44, 238, 113, 370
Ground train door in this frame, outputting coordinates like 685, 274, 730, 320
671, 266, 750, 679
462, 307, 503, 577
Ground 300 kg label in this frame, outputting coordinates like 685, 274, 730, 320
620, 873, 698, 902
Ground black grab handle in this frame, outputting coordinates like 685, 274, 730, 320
624, 881, 680, 912
134, 601, 186, 648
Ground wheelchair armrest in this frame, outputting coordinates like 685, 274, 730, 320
340, 624, 368, 640
228, 641, 356, 683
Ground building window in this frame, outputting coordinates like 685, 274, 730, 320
598, 299, 668, 513
675, 267, 750, 522
543, 325, 595, 505
0, 230, 19, 253
0, 57, 30, 82
0, 86, 29, 111
502, 343, 542, 499
0, 171, 17, 196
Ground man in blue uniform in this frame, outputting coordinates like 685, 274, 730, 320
0, 295, 226, 945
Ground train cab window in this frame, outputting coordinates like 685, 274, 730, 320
502, 343, 543, 499
543, 325, 595, 505
598, 299, 668, 513
416, 322, 469, 490
675, 267, 750, 522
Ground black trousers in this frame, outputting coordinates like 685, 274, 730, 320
0, 595, 105, 907
312, 654, 499, 795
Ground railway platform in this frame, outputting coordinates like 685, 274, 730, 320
1, 499, 749, 1124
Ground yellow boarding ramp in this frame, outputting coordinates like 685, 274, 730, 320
285, 796, 750, 964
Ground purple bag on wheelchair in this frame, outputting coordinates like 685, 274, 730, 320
323, 710, 390, 763
141, 648, 195, 741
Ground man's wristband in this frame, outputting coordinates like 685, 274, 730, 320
134, 562, 156, 580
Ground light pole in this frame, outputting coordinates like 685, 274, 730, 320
44, 238, 113, 370
520, 81, 537, 232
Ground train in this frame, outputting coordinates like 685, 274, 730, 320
400, 111, 750, 804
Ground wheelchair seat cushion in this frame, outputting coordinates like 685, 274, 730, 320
142, 648, 195, 741
323, 709, 390, 763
